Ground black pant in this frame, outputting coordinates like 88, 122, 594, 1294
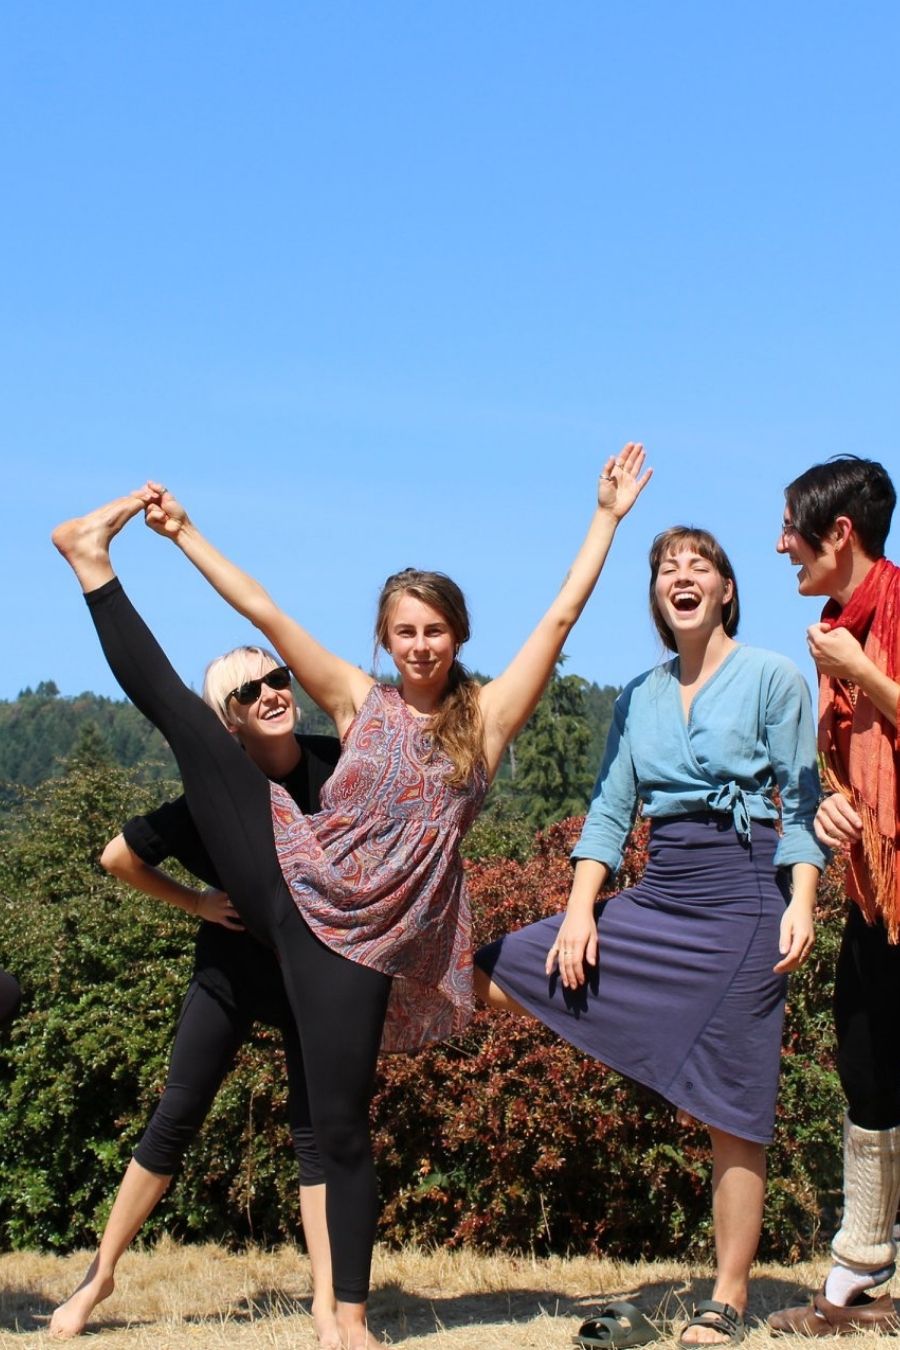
0, 968, 20, 1028
835, 903, 900, 1131
85, 579, 391, 1303
135, 980, 323, 1184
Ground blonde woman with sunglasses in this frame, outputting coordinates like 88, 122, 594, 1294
51, 647, 343, 1346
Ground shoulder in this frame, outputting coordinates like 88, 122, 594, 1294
617, 661, 674, 709
733, 647, 812, 710
736, 645, 806, 683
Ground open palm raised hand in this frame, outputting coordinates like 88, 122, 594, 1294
597, 442, 653, 519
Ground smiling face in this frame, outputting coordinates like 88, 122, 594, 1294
219, 650, 296, 750
776, 506, 844, 599
384, 592, 457, 695
653, 546, 734, 648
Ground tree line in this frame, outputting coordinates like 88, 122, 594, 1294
0, 669, 620, 836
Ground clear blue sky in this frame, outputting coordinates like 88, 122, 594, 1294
4, 1, 898, 703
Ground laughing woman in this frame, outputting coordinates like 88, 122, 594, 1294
475, 526, 827, 1349
52, 444, 650, 1350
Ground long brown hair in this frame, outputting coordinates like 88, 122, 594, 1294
648, 526, 740, 652
375, 568, 484, 787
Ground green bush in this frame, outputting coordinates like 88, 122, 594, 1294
0, 760, 303, 1251
0, 761, 848, 1259
373, 818, 847, 1260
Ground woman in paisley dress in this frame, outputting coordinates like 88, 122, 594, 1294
52, 443, 650, 1350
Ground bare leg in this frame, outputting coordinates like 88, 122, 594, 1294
335, 1301, 382, 1349
299, 1183, 341, 1348
473, 966, 532, 1016
49, 1160, 171, 1339
681, 1127, 765, 1345
51, 492, 150, 591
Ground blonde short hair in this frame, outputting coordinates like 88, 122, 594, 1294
202, 645, 285, 727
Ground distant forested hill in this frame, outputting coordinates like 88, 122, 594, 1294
0, 680, 336, 800
0, 683, 176, 794
0, 676, 618, 823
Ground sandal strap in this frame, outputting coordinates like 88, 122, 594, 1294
682, 1300, 744, 1342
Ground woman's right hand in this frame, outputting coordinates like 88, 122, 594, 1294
545, 911, 598, 988
142, 482, 191, 541
814, 791, 862, 852
196, 888, 245, 931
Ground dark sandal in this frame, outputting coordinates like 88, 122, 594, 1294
679, 1300, 745, 1345
574, 1300, 661, 1348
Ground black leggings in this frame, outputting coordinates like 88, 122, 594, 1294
0, 968, 21, 1028
135, 980, 323, 1184
85, 579, 391, 1303
835, 903, 900, 1131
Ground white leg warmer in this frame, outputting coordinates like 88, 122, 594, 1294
831, 1116, 900, 1271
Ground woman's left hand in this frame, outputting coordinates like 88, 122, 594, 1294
597, 442, 653, 520
773, 899, 815, 973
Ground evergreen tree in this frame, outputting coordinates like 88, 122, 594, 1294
507, 662, 593, 829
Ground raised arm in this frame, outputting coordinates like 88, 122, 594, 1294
142, 484, 373, 734
478, 444, 652, 780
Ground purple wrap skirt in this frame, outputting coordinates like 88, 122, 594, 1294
475, 813, 791, 1143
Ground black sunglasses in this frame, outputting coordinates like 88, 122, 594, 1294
226, 666, 292, 707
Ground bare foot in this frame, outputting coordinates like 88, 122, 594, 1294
312, 1293, 341, 1349
51, 491, 153, 591
680, 1302, 746, 1346
335, 1312, 383, 1349
49, 1260, 115, 1339
679, 1319, 739, 1345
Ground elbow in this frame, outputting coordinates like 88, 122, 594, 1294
100, 835, 131, 878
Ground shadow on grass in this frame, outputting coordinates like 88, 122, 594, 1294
0, 1272, 877, 1342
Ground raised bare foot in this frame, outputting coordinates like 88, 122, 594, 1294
51, 491, 153, 591
49, 1261, 115, 1339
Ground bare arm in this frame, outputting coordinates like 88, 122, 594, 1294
142, 484, 373, 734
478, 444, 652, 779
100, 834, 244, 930
545, 858, 610, 988
773, 863, 817, 973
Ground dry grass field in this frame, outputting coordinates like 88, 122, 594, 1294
0, 1244, 892, 1349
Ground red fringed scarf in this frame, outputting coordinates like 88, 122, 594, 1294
818, 556, 900, 938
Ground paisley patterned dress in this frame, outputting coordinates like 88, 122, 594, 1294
270, 684, 487, 1053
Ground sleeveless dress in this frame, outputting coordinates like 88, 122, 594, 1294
270, 683, 487, 1053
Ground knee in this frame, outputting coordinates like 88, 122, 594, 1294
133, 1091, 207, 1173
848, 1100, 900, 1132
292, 1124, 326, 1187
707, 1126, 766, 1170
313, 1115, 373, 1176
